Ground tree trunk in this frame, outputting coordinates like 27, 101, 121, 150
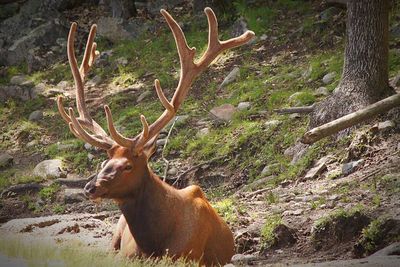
309, 0, 394, 128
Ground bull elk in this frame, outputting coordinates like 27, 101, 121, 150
57, 7, 254, 266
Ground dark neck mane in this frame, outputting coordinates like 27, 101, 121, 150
117, 167, 180, 256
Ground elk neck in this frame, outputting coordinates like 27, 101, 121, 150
116, 165, 181, 256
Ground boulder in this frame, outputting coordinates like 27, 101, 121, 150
342, 159, 364, 176
136, 90, 152, 103
33, 159, 65, 179
0, 85, 35, 101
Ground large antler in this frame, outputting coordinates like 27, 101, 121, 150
57, 23, 115, 150
104, 7, 255, 153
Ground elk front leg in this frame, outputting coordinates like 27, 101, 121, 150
111, 214, 127, 251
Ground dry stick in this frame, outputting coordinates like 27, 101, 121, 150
274, 105, 314, 114
162, 117, 178, 182
301, 93, 400, 144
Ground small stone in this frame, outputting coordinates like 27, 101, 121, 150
322, 72, 336, 84
376, 120, 395, 130
289, 113, 301, 119
197, 127, 210, 137
167, 167, 178, 176
302, 65, 312, 79
156, 139, 166, 146
219, 67, 240, 89
116, 57, 128, 66
237, 102, 251, 111
293, 209, 303, 216
33, 83, 46, 95
87, 75, 102, 86
328, 194, 340, 201
0, 153, 14, 168
84, 143, 93, 151
57, 80, 69, 89
315, 87, 329, 96
26, 140, 39, 148
210, 104, 237, 121
260, 34, 268, 41
28, 110, 43, 121
342, 159, 364, 175
136, 90, 152, 103
231, 254, 258, 265
87, 153, 95, 161
264, 120, 281, 128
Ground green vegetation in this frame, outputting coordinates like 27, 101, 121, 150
0, 236, 196, 267
313, 204, 366, 233
212, 198, 241, 224
260, 214, 282, 249
39, 183, 60, 201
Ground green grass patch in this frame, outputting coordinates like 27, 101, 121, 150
261, 214, 282, 249
39, 183, 60, 201
212, 198, 241, 224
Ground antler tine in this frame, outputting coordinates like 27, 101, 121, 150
80, 24, 97, 80
68, 108, 112, 150
104, 105, 133, 148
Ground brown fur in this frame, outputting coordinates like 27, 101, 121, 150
85, 141, 235, 266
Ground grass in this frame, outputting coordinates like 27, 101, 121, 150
39, 183, 60, 201
260, 214, 282, 249
212, 198, 241, 225
0, 236, 197, 267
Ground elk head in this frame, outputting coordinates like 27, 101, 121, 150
57, 8, 254, 200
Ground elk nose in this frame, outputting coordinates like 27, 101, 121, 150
84, 182, 96, 197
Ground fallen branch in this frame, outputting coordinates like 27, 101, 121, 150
274, 105, 314, 114
301, 93, 400, 144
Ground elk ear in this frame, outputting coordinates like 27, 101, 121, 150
142, 134, 159, 159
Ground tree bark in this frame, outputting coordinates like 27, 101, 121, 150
309, 0, 394, 129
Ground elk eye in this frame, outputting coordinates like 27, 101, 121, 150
125, 164, 133, 171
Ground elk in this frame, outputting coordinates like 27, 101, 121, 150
57, 8, 254, 266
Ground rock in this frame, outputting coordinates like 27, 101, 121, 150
97, 17, 129, 42
376, 120, 395, 131
261, 163, 281, 177
290, 113, 301, 119
322, 72, 336, 84
87, 153, 95, 161
342, 159, 364, 176
231, 254, 258, 265
87, 75, 102, 87
304, 157, 329, 180
283, 209, 303, 216
33, 159, 65, 179
264, 120, 282, 129
1, 183, 43, 198
0, 85, 35, 101
315, 86, 329, 96
231, 17, 248, 37
197, 127, 210, 137
33, 83, 46, 95
167, 167, 178, 176
10, 75, 33, 87
156, 139, 166, 147
84, 143, 93, 151
237, 101, 251, 111
115, 57, 128, 66
102, 0, 137, 19
219, 67, 240, 89
210, 104, 237, 121
284, 142, 309, 165
64, 188, 86, 204
28, 110, 43, 121
260, 34, 268, 41
136, 90, 152, 103
56, 80, 69, 89
0, 153, 13, 169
